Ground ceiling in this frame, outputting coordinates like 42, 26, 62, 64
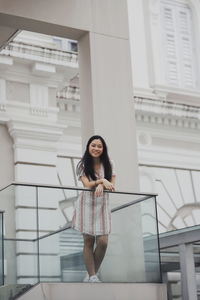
0, 25, 19, 50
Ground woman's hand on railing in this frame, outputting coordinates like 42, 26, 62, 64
102, 179, 115, 191
95, 183, 104, 197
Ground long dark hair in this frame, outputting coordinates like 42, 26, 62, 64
77, 135, 112, 181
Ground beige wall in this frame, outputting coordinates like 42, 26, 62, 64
0, 124, 14, 188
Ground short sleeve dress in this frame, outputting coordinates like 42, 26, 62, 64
72, 161, 116, 236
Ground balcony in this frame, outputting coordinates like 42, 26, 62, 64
0, 182, 166, 300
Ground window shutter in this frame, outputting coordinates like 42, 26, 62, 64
178, 8, 195, 88
161, 0, 196, 89
162, 5, 179, 86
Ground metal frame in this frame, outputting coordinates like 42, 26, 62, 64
159, 226, 200, 300
0, 182, 161, 286
0, 181, 158, 197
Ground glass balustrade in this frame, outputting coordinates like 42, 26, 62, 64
0, 182, 161, 298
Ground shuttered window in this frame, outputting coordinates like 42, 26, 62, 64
160, 0, 196, 88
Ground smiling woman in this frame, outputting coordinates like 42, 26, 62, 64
72, 135, 116, 283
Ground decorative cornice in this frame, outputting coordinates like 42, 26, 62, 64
134, 96, 200, 129
0, 100, 59, 119
56, 93, 200, 129
7, 119, 66, 145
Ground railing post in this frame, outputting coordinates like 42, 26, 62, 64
36, 186, 40, 283
179, 243, 197, 300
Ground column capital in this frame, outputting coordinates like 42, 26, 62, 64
7, 118, 66, 152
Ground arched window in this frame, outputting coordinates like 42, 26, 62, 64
160, 0, 197, 88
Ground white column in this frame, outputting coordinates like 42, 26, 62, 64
78, 1, 144, 282
78, 33, 139, 192
127, 0, 151, 90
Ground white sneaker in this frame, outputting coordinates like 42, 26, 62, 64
83, 273, 89, 282
88, 275, 101, 283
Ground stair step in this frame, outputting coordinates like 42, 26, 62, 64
17, 282, 167, 300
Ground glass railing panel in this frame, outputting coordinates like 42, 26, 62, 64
0, 185, 16, 240
0, 183, 161, 286
38, 190, 161, 283
4, 239, 38, 285
0, 184, 39, 298
141, 196, 161, 282
100, 195, 161, 283
39, 228, 84, 282
0, 185, 37, 239
37, 187, 79, 236
1, 238, 38, 299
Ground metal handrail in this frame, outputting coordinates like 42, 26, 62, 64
0, 181, 157, 197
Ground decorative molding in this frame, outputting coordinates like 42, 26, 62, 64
139, 163, 200, 172
0, 100, 59, 120
134, 96, 200, 129
7, 119, 66, 153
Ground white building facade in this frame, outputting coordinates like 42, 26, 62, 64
0, 0, 200, 237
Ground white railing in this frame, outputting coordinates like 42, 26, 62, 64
0, 41, 78, 65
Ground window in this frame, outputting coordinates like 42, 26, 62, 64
160, 0, 196, 88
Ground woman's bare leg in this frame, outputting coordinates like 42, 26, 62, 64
83, 234, 96, 276
94, 235, 108, 273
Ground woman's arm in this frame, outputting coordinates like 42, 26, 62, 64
80, 176, 104, 188
80, 175, 116, 191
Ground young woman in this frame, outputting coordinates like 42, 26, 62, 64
72, 135, 116, 282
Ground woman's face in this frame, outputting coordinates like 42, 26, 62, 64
88, 139, 103, 158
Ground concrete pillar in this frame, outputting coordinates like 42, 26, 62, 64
78, 1, 143, 281
78, 16, 139, 192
